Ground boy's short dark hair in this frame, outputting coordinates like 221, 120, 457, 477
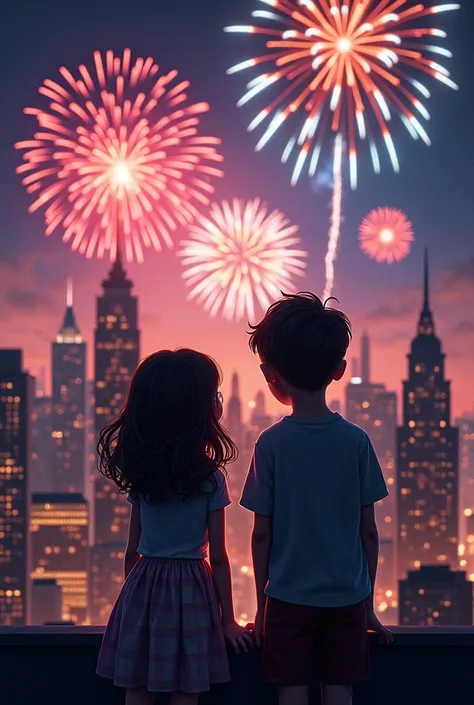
248, 292, 352, 393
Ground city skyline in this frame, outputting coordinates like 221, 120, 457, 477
1, 0, 473, 426
0, 0, 473, 633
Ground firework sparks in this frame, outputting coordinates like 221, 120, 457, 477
359, 207, 414, 263
179, 198, 307, 321
323, 135, 343, 301
225, 1, 459, 187
225, 1, 458, 293
15, 49, 223, 262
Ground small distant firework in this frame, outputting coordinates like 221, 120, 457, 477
225, 1, 459, 295
179, 198, 307, 321
359, 207, 414, 263
15, 49, 223, 262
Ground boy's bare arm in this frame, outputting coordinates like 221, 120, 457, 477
252, 513, 273, 639
360, 503, 378, 609
361, 503, 393, 642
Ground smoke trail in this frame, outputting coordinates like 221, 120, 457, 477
323, 134, 343, 301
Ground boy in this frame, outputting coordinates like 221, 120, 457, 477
241, 293, 392, 705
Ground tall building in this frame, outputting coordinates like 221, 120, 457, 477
51, 280, 86, 494
94, 254, 139, 546
345, 333, 398, 620
457, 412, 474, 537
31, 578, 62, 625
345, 332, 397, 536
397, 252, 459, 582
0, 350, 33, 625
90, 542, 125, 624
462, 514, 474, 581
30, 493, 89, 625
399, 566, 472, 626
250, 390, 273, 440
226, 372, 242, 442
31, 394, 54, 492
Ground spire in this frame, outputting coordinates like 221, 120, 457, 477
418, 248, 435, 336
423, 247, 430, 313
361, 331, 370, 384
231, 372, 239, 398
103, 199, 132, 290
57, 278, 82, 341
67, 277, 73, 308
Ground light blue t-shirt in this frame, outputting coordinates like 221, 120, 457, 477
240, 413, 388, 607
128, 469, 231, 559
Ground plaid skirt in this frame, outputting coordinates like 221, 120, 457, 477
96, 557, 230, 693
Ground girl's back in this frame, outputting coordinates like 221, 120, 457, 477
129, 470, 229, 559
95, 349, 252, 705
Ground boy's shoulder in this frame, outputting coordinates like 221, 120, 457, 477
256, 414, 369, 452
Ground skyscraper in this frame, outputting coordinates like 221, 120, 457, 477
345, 332, 397, 538
31, 394, 54, 493
457, 412, 474, 537
397, 252, 459, 581
94, 254, 140, 546
399, 566, 472, 626
250, 390, 273, 440
0, 350, 33, 625
51, 280, 86, 494
226, 372, 242, 442
345, 333, 397, 620
30, 493, 89, 625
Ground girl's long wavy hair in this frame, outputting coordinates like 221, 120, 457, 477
97, 349, 237, 502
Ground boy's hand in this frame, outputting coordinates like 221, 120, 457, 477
367, 609, 394, 644
223, 621, 254, 653
253, 608, 265, 647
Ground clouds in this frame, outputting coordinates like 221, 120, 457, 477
0, 246, 471, 417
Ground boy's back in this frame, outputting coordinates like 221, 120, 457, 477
243, 292, 392, 705
241, 413, 388, 607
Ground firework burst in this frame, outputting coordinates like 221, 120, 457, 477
179, 198, 307, 321
225, 1, 459, 188
359, 207, 414, 263
15, 49, 223, 262
225, 1, 459, 296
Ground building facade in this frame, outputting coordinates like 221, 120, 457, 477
94, 255, 140, 546
31, 578, 62, 625
51, 281, 86, 494
0, 350, 33, 625
399, 566, 472, 626
457, 413, 474, 541
30, 493, 89, 625
397, 253, 459, 582
89, 542, 125, 624
31, 394, 53, 493
345, 333, 398, 621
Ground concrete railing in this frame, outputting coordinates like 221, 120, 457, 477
1, 627, 474, 705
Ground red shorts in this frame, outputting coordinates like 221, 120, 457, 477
262, 596, 369, 687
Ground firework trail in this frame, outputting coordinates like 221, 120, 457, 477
225, 1, 459, 295
359, 207, 414, 263
324, 135, 343, 300
179, 198, 307, 321
15, 49, 223, 262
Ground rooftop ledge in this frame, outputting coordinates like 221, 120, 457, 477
1, 627, 474, 705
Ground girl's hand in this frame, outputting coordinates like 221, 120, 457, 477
223, 621, 254, 653
367, 609, 394, 644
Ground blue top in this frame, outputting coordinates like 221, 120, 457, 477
241, 414, 388, 607
128, 469, 231, 559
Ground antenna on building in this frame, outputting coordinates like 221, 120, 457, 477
66, 278, 73, 308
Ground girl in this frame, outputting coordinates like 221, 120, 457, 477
96, 349, 252, 705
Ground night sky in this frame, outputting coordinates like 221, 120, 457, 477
2, 0, 474, 417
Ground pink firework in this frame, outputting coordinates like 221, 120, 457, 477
359, 207, 414, 263
15, 49, 223, 262
179, 198, 307, 321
